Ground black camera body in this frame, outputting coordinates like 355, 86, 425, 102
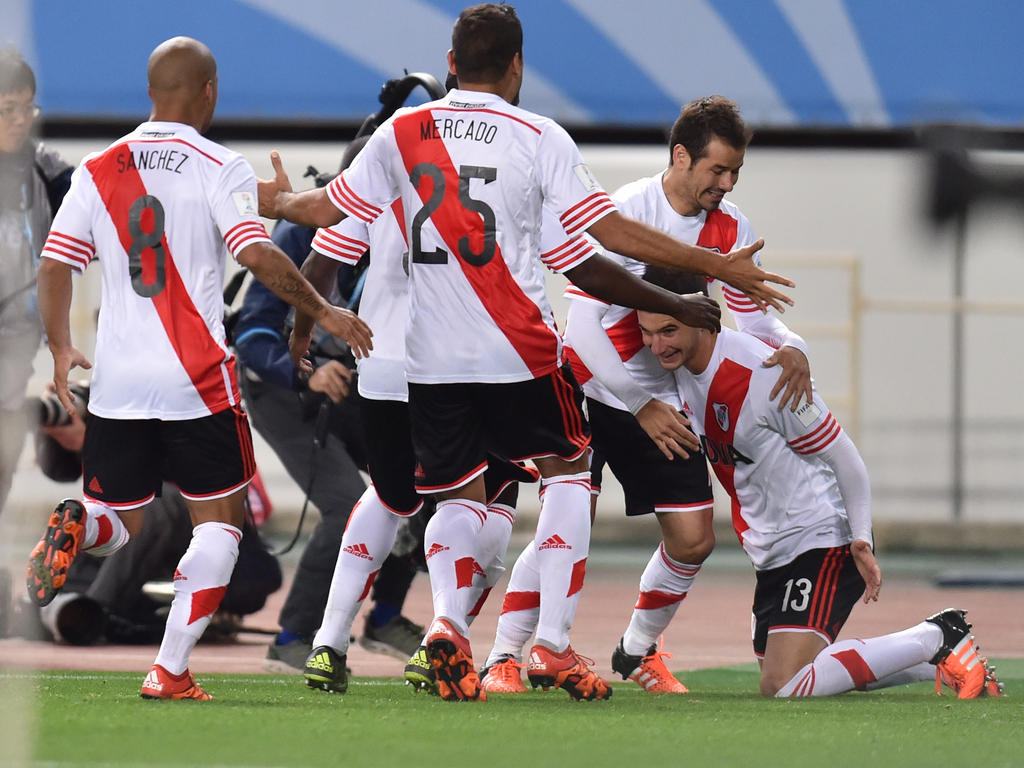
34, 382, 89, 427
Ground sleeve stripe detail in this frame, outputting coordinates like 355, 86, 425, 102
327, 176, 382, 222
726, 300, 762, 313
788, 413, 842, 454
562, 283, 609, 305
224, 221, 271, 253
47, 231, 94, 253
42, 231, 95, 271
312, 228, 368, 264
559, 192, 616, 237
42, 246, 90, 271
541, 236, 594, 271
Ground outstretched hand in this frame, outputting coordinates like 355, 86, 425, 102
851, 539, 882, 603
721, 240, 794, 314
635, 398, 701, 460
672, 293, 721, 333
257, 151, 293, 219
51, 346, 92, 416
317, 305, 374, 359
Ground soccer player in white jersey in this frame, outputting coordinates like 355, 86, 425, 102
24, 37, 371, 701
635, 266, 1002, 699
285, 136, 537, 696
259, 4, 794, 702
479, 96, 812, 695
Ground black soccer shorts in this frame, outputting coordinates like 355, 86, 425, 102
409, 365, 589, 494
751, 545, 865, 657
587, 397, 712, 516
81, 405, 255, 508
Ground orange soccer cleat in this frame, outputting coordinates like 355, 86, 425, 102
611, 638, 688, 694
425, 618, 485, 702
140, 665, 213, 701
480, 655, 528, 694
26, 499, 86, 607
526, 643, 612, 701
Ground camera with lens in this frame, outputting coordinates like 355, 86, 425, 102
33, 382, 90, 427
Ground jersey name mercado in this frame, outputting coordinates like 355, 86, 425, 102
420, 116, 498, 144
116, 147, 189, 174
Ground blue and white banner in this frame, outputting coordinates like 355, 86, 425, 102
4, 0, 1022, 127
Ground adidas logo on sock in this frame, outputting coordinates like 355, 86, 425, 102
307, 652, 335, 673
538, 534, 571, 551
425, 542, 450, 560
343, 542, 373, 560
173, 568, 187, 582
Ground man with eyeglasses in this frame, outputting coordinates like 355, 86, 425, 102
0, 47, 72, 524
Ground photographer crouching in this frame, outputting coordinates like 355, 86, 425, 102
5, 382, 281, 645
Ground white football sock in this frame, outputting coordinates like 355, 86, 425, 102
424, 498, 486, 636
533, 472, 591, 652
313, 486, 401, 653
466, 502, 516, 625
485, 539, 539, 667
81, 499, 129, 557
775, 622, 944, 697
622, 542, 700, 655
153, 521, 241, 675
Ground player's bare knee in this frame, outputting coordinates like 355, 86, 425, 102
759, 675, 783, 698
663, 529, 715, 564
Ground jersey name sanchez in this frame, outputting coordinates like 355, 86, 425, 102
42, 122, 271, 419
564, 172, 759, 411
325, 89, 615, 384
674, 328, 852, 570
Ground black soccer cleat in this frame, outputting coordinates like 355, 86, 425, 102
303, 645, 348, 694
924, 608, 972, 664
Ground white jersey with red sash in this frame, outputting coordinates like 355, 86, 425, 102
312, 201, 410, 402
324, 89, 615, 385
563, 172, 803, 412
673, 328, 852, 570
41, 121, 271, 420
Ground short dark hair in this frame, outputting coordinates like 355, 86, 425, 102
0, 46, 36, 95
451, 3, 522, 84
642, 265, 709, 297
667, 95, 751, 166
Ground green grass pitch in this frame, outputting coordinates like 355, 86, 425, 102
3, 660, 1020, 768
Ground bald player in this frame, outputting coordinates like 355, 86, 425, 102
25, 36, 371, 701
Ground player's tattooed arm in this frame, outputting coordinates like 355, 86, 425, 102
238, 242, 373, 359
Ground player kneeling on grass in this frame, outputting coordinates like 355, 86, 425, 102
636, 265, 1003, 699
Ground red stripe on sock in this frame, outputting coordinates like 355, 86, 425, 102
358, 570, 379, 602
635, 589, 687, 610
468, 587, 492, 617
567, 557, 587, 597
92, 514, 113, 548
500, 590, 540, 614
455, 557, 477, 589
831, 648, 877, 691
187, 585, 227, 625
